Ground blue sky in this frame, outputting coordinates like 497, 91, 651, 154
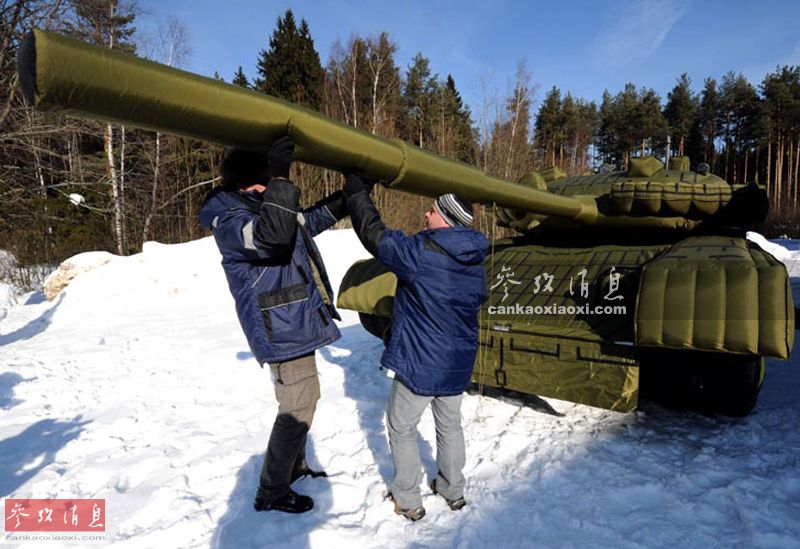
138, 0, 800, 118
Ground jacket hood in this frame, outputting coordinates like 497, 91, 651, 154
424, 226, 488, 265
198, 188, 261, 229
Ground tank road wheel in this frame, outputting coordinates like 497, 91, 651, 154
639, 351, 765, 417
702, 356, 765, 417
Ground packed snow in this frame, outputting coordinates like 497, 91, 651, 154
1, 230, 799, 548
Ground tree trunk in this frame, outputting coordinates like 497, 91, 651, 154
776, 134, 784, 212
503, 90, 523, 179
755, 144, 760, 185
792, 136, 800, 212
104, 1, 124, 255
142, 132, 161, 244
106, 123, 124, 255
350, 51, 358, 129
743, 149, 748, 184
767, 132, 772, 207
787, 136, 794, 210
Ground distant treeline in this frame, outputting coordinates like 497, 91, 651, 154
1, 2, 799, 276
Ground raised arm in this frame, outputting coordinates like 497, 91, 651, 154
343, 174, 420, 282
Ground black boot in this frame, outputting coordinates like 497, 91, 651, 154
254, 489, 314, 514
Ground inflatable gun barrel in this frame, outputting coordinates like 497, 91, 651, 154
18, 29, 597, 223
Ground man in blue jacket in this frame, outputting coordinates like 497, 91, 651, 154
343, 174, 488, 521
198, 137, 346, 514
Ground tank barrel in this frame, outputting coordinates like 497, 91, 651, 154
18, 29, 597, 223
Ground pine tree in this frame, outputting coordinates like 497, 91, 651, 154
596, 90, 615, 165
637, 87, 667, 156
534, 86, 562, 167
719, 72, 759, 182
664, 73, 698, 157
611, 83, 639, 166
255, 9, 324, 109
232, 66, 249, 88
65, 0, 137, 53
401, 53, 437, 148
695, 78, 720, 168
443, 75, 477, 163
761, 66, 800, 209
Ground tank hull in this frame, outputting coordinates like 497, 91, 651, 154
339, 234, 793, 415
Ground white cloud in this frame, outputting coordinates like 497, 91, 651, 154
590, 0, 688, 68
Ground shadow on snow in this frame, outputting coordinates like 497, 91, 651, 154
0, 416, 91, 498
0, 293, 64, 346
212, 440, 332, 549
319, 324, 438, 487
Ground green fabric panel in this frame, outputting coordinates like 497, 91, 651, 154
757, 263, 788, 356
484, 242, 665, 342
669, 156, 691, 171
662, 268, 697, 348
628, 157, 665, 177
25, 30, 598, 224
634, 236, 792, 358
692, 185, 724, 216
693, 268, 726, 350
609, 181, 635, 213
607, 180, 731, 218
634, 182, 664, 214
472, 331, 639, 412
635, 268, 668, 346
750, 246, 795, 359
336, 259, 397, 316
662, 182, 694, 215
724, 266, 758, 353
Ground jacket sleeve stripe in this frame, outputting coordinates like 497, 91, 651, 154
242, 219, 258, 251
263, 201, 298, 215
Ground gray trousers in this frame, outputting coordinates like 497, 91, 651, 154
258, 352, 320, 502
386, 378, 466, 509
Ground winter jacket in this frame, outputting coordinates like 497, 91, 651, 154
346, 190, 489, 396
198, 181, 347, 365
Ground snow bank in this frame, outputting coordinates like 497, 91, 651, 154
747, 231, 794, 261
43, 251, 117, 301
0, 231, 798, 548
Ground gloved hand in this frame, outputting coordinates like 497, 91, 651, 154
268, 136, 294, 179
343, 173, 378, 197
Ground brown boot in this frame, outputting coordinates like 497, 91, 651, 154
431, 479, 467, 511
385, 492, 426, 521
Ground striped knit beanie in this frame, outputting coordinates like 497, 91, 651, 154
434, 193, 474, 227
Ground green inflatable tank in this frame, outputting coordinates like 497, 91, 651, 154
341, 158, 796, 416
19, 30, 795, 416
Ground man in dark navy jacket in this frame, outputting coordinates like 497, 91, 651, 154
343, 174, 488, 521
198, 137, 346, 514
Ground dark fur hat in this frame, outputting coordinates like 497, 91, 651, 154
221, 148, 270, 190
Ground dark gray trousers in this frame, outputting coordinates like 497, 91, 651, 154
258, 352, 320, 502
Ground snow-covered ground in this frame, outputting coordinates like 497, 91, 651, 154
1, 230, 799, 548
